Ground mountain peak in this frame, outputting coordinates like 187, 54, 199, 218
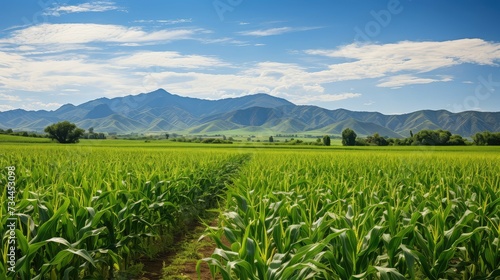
147, 88, 171, 96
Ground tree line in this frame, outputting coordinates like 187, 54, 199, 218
0, 128, 46, 138
10, 120, 500, 146
340, 128, 500, 146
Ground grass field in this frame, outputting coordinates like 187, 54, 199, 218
1, 140, 499, 279
0, 134, 51, 143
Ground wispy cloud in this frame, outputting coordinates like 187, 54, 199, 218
306, 38, 500, 86
25, 102, 63, 110
294, 93, 362, 104
133, 19, 193, 25
44, 1, 124, 16
0, 23, 198, 46
0, 93, 22, 102
198, 37, 249, 46
377, 75, 453, 88
312, 38, 500, 67
113, 51, 230, 69
0, 92, 61, 111
239, 26, 321, 37
0, 105, 15, 112
2, 24, 32, 32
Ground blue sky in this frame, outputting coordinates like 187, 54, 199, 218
0, 0, 499, 114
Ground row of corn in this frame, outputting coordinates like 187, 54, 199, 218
0, 144, 249, 279
201, 149, 500, 279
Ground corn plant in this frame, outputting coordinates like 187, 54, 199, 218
0, 144, 248, 279
202, 148, 500, 279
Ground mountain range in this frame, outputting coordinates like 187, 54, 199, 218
1, 89, 499, 137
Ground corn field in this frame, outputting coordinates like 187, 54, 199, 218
1, 143, 500, 279
1, 144, 247, 279
201, 148, 500, 279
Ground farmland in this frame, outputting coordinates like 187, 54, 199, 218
1, 141, 499, 279
203, 148, 500, 279
0, 141, 248, 279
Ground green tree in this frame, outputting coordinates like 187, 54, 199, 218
45, 121, 85, 143
473, 131, 500, 145
448, 134, 466, 145
414, 129, 451, 145
489, 133, 500, 145
366, 133, 388, 146
342, 128, 357, 146
472, 132, 486, 145
322, 135, 331, 146
269, 136, 274, 142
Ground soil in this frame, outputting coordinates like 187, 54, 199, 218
139, 249, 175, 280
138, 219, 224, 280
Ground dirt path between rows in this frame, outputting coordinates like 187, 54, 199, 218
139, 219, 222, 280
138, 155, 250, 279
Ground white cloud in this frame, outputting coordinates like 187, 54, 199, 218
199, 37, 249, 46
2, 35, 500, 110
113, 51, 229, 69
0, 48, 233, 99
462, 80, 474, 84
0, 23, 197, 46
239, 26, 321, 37
0, 52, 125, 92
2, 24, 32, 32
133, 19, 192, 25
4, 44, 100, 55
240, 27, 292, 36
22, 102, 63, 111
0, 105, 15, 112
306, 39, 500, 85
294, 93, 362, 104
377, 75, 453, 88
0, 93, 21, 102
44, 1, 124, 16
0, 51, 25, 71
308, 39, 500, 65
